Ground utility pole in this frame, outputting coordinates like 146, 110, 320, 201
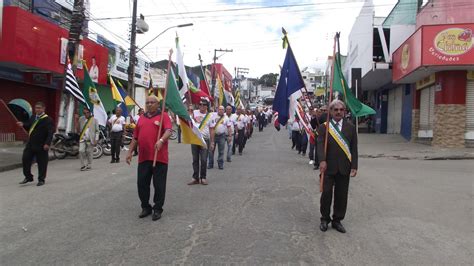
127, 0, 138, 97
211, 48, 233, 106
58, 0, 85, 132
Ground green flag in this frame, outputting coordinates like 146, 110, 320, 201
83, 65, 108, 126
165, 70, 189, 119
165, 69, 206, 147
333, 53, 375, 117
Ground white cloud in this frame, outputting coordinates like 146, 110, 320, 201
89, 0, 397, 77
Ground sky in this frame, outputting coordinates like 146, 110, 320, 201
88, 0, 398, 78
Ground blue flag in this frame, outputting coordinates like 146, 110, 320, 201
272, 46, 305, 126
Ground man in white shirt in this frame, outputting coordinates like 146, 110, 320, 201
225, 106, 237, 162
89, 56, 99, 83
208, 105, 232, 170
189, 97, 214, 185
108, 107, 126, 163
234, 107, 247, 155
291, 116, 301, 151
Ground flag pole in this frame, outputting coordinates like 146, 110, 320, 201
321, 32, 338, 193
282, 28, 317, 113
153, 49, 173, 167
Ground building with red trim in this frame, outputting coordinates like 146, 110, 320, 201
392, 0, 474, 147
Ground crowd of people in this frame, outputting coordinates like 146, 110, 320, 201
16, 98, 358, 233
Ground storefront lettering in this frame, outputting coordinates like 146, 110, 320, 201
429, 47, 461, 62
434, 28, 472, 56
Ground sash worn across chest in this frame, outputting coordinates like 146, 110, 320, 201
29, 114, 48, 135
198, 113, 211, 130
326, 121, 351, 162
79, 117, 93, 141
215, 115, 225, 128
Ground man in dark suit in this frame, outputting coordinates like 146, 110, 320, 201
257, 111, 266, 132
17, 102, 54, 186
317, 100, 358, 233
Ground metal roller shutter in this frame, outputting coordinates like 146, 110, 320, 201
418, 86, 435, 138
465, 80, 474, 145
387, 86, 403, 134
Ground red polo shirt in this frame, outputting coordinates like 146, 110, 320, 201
134, 111, 172, 164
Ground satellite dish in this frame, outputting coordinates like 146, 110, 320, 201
136, 18, 149, 34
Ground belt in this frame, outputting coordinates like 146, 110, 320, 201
216, 133, 225, 136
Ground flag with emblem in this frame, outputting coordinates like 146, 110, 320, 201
83, 63, 107, 126
166, 67, 206, 147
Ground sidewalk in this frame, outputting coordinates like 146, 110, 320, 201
0, 142, 54, 173
359, 133, 474, 160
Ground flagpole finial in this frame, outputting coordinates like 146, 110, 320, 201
281, 28, 289, 49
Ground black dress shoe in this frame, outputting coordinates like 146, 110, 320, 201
110, 159, 115, 163
152, 210, 162, 221
332, 221, 346, 233
37, 181, 45, 186
138, 208, 152, 218
19, 178, 33, 184
320, 221, 329, 232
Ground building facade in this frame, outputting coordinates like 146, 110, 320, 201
393, 0, 474, 147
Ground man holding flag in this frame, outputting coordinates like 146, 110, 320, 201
126, 96, 172, 221
317, 100, 358, 233
189, 97, 214, 185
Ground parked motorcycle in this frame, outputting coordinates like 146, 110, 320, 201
51, 133, 79, 159
98, 128, 111, 156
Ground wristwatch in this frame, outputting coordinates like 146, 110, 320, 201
159, 138, 164, 143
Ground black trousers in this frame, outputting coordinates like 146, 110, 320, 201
291, 131, 301, 150
22, 146, 48, 181
110, 131, 123, 160
191, 139, 209, 180
137, 161, 168, 212
236, 129, 245, 154
299, 132, 308, 155
320, 172, 350, 222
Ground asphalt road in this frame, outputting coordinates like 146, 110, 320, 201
0, 129, 472, 265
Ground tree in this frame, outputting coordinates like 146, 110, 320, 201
258, 73, 278, 87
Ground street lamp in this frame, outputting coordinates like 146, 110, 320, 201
136, 23, 194, 53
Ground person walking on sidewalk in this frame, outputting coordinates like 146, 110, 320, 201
317, 99, 358, 234
108, 107, 126, 163
126, 96, 172, 221
209, 105, 232, 170
76, 107, 99, 171
188, 97, 214, 185
18, 101, 53, 186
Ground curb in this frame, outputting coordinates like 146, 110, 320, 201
0, 154, 56, 173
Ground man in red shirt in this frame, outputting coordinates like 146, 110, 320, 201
126, 96, 172, 221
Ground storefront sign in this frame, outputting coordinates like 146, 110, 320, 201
416, 74, 436, 90
98, 35, 150, 87
423, 24, 474, 66
393, 23, 474, 82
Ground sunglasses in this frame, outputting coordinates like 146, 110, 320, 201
145, 101, 157, 104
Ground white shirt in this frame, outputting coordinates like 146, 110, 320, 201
235, 113, 247, 130
332, 119, 343, 131
90, 64, 99, 83
193, 110, 212, 139
227, 113, 237, 134
291, 120, 301, 131
210, 114, 231, 135
109, 115, 126, 132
